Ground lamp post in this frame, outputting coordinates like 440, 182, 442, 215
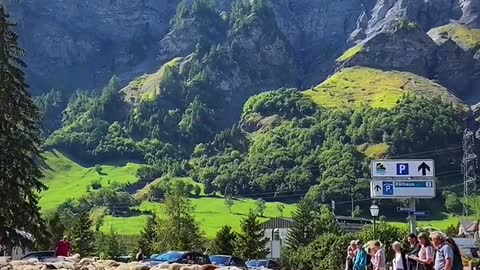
370, 203, 379, 239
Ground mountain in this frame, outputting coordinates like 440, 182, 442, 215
2, 0, 477, 217
4, 0, 479, 97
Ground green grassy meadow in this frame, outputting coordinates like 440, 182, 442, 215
41, 151, 296, 238
303, 67, 463, 109
40, 151, 143, 211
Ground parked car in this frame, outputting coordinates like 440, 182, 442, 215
144, 251, 211, 266
245, 259, 281, 270
20, 251, 56, 262
209, 255, 247, 269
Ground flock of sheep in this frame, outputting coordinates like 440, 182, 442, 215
0, 255, 243, 270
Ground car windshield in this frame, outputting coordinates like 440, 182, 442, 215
247, 260, 267, 268
210, 256, 230, 265
152, 252, 183, 262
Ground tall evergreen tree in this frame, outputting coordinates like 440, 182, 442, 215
153, 192, 204, 252
69, 209, 94, 256
0, 5, 46, 247
209, 225, 237, 255
138, 213, 158, 255
234, 210, 268, 260
286, 199, 315, 249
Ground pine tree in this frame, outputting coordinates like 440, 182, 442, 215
0, 5, 47, 247
234, 210, 268, 260
153, 192, 204, 252
285, 199, 315, 249
96, 226, 126, 260
209, 225, 237, 255
312, 206, 343, 236
138, 213, 158, 255
255, 198, 266, 217
69, 209, 94, 256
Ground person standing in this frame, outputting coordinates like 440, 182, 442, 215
354, 241, 368, 270
406, 234, 421, 270
346, 240, 357, 270
136, 248, 144, 261
55, 235, 72, 257
408, 233, 434, 270
372, 241, 386, 270
430, 231, 453, 270
392, 241, 408, 270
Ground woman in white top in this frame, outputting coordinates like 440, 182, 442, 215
392, 241, 407, 270
408, 232, 434, 270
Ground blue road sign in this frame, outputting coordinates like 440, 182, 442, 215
409, 211, 430, 217
383, 182, 394, 195
397, 207, 410, 212
395, 181, 433, 188
396, 163, 409, 175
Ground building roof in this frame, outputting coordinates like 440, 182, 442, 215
262, 217, 294, 229
460, 220, 478, 232
335, 215, 373, 224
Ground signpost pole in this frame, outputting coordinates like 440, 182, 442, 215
409, 198, 416, 235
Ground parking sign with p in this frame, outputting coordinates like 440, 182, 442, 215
396, 163, 409, 175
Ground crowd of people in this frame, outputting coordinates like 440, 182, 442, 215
346, 232, 465, 270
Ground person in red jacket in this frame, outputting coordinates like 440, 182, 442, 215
55, 235, 72, 257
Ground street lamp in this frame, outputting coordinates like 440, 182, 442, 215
370, 203, 380, 239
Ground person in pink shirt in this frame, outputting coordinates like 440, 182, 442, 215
371, 240, 386, 270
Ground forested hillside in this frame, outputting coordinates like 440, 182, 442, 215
4, 0, 479, 218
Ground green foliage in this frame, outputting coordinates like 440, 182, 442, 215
95, 226, 127, 260
397, 17, 419, 31
255, 198, 266, 217
138, 214, 158, 256
357, 222, 408, 251
242, 88, 317, 119
193, 185, 201, 196
312, 206, 343, 236
277, 204, 285, 217
36, 211, 66, 250
284, 233, 353, 270
225, 196, 234, 213
286, 199, 315, 249
152, 192, 204, 252
69, 209, 95, 256
352, 206, 362, 218
234, 210, 269, 259
465, 196, 480, 219
90, 207, 108, 232
34, 89, 67, 135
443, 191, 462, 214
0, 6, 47, 247
337, 44, 364, 62
209, 225, 238, 255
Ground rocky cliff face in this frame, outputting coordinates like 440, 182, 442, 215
2, 0, 480, 104
1, 0, 180, 94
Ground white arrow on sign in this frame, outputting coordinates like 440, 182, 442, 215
371, 159, 435, 178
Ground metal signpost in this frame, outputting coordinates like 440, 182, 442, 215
370, 159, 436, 234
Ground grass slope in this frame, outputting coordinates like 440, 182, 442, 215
40, 151, 143, 211
428, 23, 480, 51
337, 44, 364, 63
304, 67, 463, 109
122, 57, 183, 103
42, 151, 295, 238
104, 199, 295, 238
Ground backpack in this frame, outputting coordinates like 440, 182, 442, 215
439, 244, 463, 270
452, 252, 463, 270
